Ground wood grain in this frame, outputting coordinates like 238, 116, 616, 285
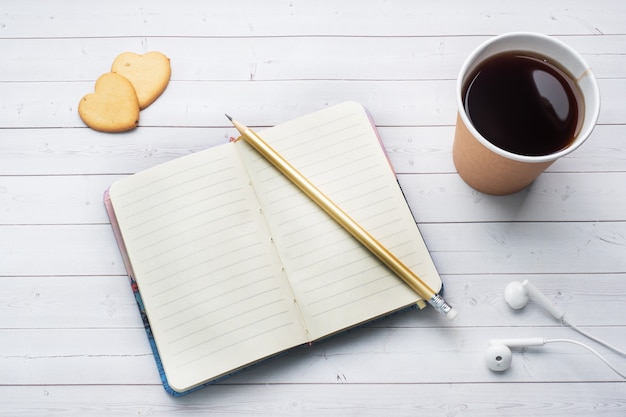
0, 383, 623, 417
1, 78, 625, 128
1, 0, 625, 415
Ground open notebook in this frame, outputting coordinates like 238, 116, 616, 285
104, 101, 442, 395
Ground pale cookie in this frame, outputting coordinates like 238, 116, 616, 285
78, 72, 140, 132
111, 51, 171, 109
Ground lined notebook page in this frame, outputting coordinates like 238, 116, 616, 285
237, 102, 441, 338
108, 144, 308, 392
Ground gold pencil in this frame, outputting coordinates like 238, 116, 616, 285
226, 115, 457, 320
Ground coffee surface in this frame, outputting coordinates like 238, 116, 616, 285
463, 52, 582, 156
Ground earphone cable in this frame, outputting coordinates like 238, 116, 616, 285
546, 338, 626, 380
561, 316, 626, 357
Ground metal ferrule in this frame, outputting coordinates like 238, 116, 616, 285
428, 294, 454, 316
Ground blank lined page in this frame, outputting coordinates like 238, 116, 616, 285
237, 102, 442, 338
109, 144, 308, 392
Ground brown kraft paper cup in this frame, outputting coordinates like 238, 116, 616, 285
453, 32, 600, 195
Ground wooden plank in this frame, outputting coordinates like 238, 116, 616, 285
1, 35, 624, 82
0, 79, 624, 129
2, 221, 626, 277
2, 326, 624, 385
0, 328, 160, 385
378, 273, 626, 328
2, 171, 626, 225
0, 79, 459, 128
399, 172, 626, 223
1, 383, 625, 417
0, 124, 624, 176
383, 124, 626, 175
1, 36, 473, 82
420, 221, 626, 275
2, 273, 624, 330
0, 175, 121, 225
1, 0, 624, 38
0, 225, 126, 276
0, 275, 142, 329
0, 127, 221, 176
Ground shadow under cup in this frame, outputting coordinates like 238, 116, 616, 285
453, 32, 601, 195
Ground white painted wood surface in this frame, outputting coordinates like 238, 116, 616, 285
1, 1, 625, 415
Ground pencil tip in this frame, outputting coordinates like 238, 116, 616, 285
225, 114, 233, 121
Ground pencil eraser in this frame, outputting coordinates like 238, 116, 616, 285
446, 308, 458, 321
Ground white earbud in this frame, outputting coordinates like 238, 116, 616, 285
485, 338, 626, 379
504, 280, 565, 320
491, 280, 626, 377
484, 344, 512, 371
485, 338, 546, 371
502, 280, 626, 357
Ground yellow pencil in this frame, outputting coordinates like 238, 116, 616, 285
227, 115, 457, 320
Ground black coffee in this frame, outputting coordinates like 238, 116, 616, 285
463, 51, 583, 156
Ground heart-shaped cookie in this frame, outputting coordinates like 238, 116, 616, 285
112, 51, 171, 109
78, 72, 140, 132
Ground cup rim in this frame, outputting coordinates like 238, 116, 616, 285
456, 32, 601, 163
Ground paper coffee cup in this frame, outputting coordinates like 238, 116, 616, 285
453, 32, 600, 195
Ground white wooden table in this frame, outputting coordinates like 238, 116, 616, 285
2, 1, 625, 415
